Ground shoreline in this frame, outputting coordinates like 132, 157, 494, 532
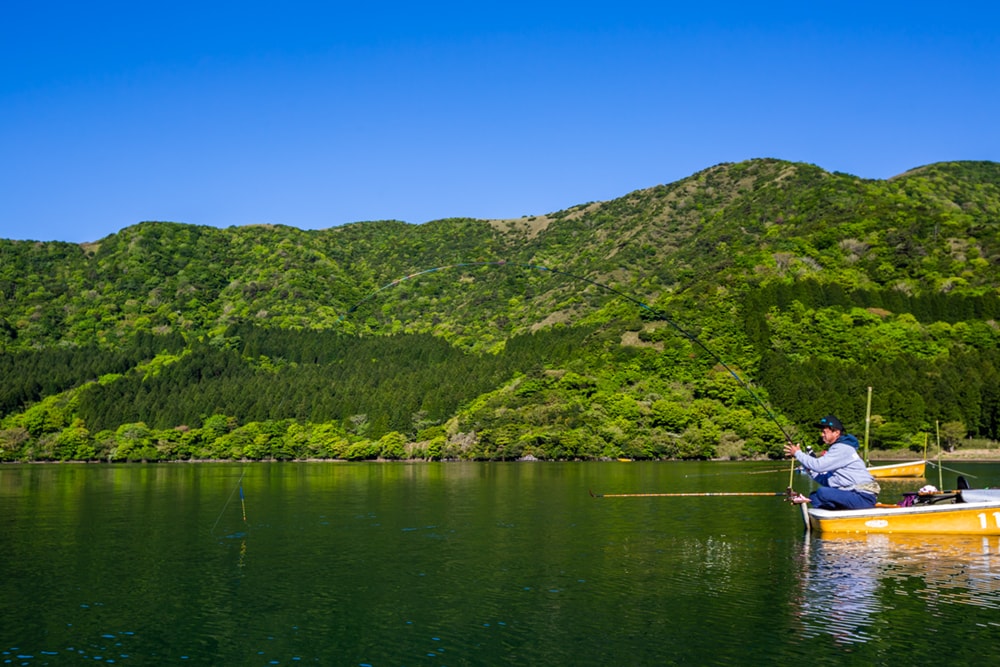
868, 449, 1000, 462
6, 450, 1000, 464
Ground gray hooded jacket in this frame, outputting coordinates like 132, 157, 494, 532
793, 433, 879, 496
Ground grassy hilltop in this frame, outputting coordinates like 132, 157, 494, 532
3, 158, 1000, 462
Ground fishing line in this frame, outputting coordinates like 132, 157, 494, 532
683, 467, 788, 478
338, 260, 793, 443
211, 470, 249, 538
927, 461, 978, 479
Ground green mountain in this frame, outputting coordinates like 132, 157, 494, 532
3, 158, 999, 462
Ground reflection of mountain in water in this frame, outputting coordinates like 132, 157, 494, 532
794, 534, 1000, 644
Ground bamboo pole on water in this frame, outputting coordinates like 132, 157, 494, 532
937, 420, 943, 490
863, 386, 873, 466
590, 490, 788, 498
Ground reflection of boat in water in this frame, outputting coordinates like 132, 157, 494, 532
802, 488, 1000, 535
795, 532, 1000, 644
866, 459, 926, 479
819, 531, 1000, 556
816, 532, 1000, 603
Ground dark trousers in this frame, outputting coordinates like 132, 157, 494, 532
810, 486, 877, 510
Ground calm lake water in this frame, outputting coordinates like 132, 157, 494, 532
3, 461, 1000, 666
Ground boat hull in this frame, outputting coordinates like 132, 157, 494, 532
866, 459, 926, 478
805, 491, 1000, 535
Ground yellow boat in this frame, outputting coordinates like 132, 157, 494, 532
866, 459, 926, 479
859, 388, 928, 479
801, 489, 1000, 535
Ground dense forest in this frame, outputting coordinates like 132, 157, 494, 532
2, 158, 999, 462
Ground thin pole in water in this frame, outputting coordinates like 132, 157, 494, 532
210, 470, 247, 537
937, 420, 943, 490
864, 386, 873, 466
239, 484, 247, 523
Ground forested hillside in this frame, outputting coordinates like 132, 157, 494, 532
2, 158, 999, 462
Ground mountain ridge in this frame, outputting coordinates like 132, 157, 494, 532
2, 158, 999, 462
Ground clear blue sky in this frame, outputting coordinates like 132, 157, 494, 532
2, 1, 997, 243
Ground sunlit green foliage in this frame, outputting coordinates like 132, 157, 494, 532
3, 159, 1000, 460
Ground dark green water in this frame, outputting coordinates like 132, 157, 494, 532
3, 461, 1000, 666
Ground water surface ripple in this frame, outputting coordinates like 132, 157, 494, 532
2, 461, 1000, 665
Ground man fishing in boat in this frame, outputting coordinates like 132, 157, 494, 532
784, 415, 880, 510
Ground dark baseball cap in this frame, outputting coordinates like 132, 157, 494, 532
817, 415, 845, 431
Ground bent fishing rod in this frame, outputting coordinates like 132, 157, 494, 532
341, 260, 803, 495
339, 260, 794, 444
